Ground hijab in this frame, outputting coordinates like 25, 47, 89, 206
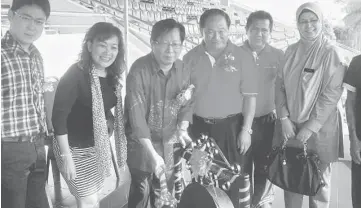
281, 2, 343, 123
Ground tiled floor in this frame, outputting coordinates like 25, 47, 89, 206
47, 136, 352, 208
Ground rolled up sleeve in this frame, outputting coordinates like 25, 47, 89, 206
125, 73, 151, 140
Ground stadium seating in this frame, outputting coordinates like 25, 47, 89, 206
73, 0, 298, 51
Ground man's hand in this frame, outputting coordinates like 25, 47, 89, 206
295, 127, 313, 144
152, 153, 166, 178
265, 111, 277, 123
176, 129, 192, 148
281, 118, 296, 139
350, 139, 361, 164
237, 129, 252, 155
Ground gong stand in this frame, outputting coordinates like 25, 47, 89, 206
173, 135, 244, 202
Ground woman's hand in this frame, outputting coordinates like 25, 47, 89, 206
295, 127, 313, 144
61, 154, 77, 180
281, 117, 296, 139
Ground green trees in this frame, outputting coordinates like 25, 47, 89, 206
336, 0, 361, 50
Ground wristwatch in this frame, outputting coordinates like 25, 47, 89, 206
242, 127, 253, 135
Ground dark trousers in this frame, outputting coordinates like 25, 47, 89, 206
352, 161, 361, 208
1, 136, 49, 208
128, 168, 162, 208
190, 114, 243, 164
190, 113, 243, 208
244, 113, 275, 208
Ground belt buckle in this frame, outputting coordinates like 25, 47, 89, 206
21, 135, 37, 142
18, 136, 31, 142
204, 118, 216, 125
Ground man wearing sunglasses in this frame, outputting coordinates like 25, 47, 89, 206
1, 0, 51, 208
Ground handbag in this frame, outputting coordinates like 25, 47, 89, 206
266, 139, 325, 196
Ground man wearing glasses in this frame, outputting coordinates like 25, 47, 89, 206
183, 8, 258, 208
239, 11, 284, 208
125, 19, 193, 208
1, 0, 51, 208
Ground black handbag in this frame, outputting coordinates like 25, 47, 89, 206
266, 140, 325, 196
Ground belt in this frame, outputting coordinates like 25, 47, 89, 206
2, 134, 43, 143
253, 112, 275, 123
194, 113, 242, 125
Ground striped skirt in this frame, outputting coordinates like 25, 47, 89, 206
53, 139, 105, 198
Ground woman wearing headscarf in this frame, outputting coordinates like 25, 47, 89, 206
274, 2, 346, 208
51, 22, 128, 208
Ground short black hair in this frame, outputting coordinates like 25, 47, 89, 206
199, 8, 231, 29
151, 19, 186, 43
11, 0, 51, 18
246, 10, 273, 32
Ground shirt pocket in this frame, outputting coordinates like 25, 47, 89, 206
264, 65, 278, 80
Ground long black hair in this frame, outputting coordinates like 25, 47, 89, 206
78, 22, 125, 88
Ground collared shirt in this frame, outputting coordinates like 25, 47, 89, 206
1, 31, 47, 138
183, 41, 258, 118
125, 53, 193, 172
241, 41, 284, 117
343, 55, 361, 140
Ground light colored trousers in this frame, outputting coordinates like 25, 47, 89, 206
284, 163, 332, 208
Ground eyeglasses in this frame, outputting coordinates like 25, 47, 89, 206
154, 41, 183, 49
298, 19, 319, 25
14, 11, 46, 26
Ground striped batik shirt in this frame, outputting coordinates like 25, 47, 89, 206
1, 31, 47, 138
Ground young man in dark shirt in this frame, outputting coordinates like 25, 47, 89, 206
1, 0, 51, 208
344, 54, 361, 208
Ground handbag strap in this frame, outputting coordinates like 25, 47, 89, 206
281, 139, 308, 157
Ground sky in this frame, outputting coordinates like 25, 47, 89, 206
230, 0, 346, 26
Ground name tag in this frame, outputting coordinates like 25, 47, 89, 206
304, 68, 315, 73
